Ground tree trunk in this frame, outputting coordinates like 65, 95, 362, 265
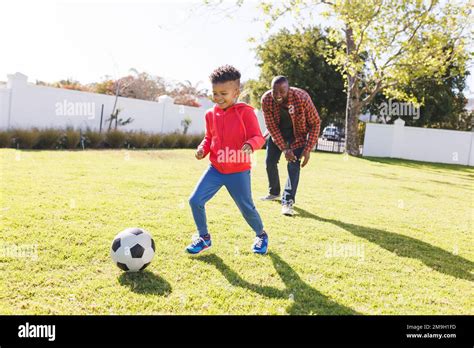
346, 100, 361, 156
344, 25, 361, 156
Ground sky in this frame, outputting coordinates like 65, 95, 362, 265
0, 0, 472, 96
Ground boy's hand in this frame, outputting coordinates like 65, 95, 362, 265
241, 143, 253, 154
195, 148, 205, 160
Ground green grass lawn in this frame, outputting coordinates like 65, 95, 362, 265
0, 149, 472, 315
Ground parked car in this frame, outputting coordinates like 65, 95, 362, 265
322, 126, 341, 141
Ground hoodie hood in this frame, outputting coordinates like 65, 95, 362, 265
213, 102, 254, 113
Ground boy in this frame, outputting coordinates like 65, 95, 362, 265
186, 65, 268, 255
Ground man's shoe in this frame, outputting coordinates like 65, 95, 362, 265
252, 231, 269, 254
186, 233, 212, 254
281, 202, 295, 216
260, 194, 280, 201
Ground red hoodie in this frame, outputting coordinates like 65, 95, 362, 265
198, 102, 265, 174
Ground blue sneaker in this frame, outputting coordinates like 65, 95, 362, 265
186, 233, 212, 254
252, 231, 268, 254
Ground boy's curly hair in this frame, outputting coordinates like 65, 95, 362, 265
209, 65, 241, 84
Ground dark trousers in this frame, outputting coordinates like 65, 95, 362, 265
265, 136, 304, 205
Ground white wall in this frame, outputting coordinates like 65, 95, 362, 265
363, 118, 474, 166
0, 72, 267, 135
0, 88, 10, 129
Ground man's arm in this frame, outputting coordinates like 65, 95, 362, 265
261, 94, 287, 151
303, 95, 321, 154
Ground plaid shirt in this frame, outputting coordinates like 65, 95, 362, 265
261, 87, 320, 153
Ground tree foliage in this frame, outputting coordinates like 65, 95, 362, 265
243, 27, 346, 129
238, 0, 473, 155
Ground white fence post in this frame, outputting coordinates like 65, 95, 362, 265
390, 118, 405, 158
6, 72, 28, 129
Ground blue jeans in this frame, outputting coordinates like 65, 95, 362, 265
189, 165, 264, 237
265, 136, 304, 205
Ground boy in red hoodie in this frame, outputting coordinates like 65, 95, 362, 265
186, 65, 268, 255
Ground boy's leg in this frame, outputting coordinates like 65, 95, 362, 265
265, 137, 283, 196
224, 170, 264, 235
282, 147, 305, 205
189, 166, 224, 236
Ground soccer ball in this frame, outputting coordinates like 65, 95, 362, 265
111, 227, 155, 272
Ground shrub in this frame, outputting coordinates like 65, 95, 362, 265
147, 133, 162, 148
61, 127, 81, 149
84, 129, 104, 149
11, 128, 40, 149
358, 122, 366, 145
187, 134, 203, 149
0, 131, 12, 148
105, 130, 126, 148
160, 133, 179, 148
175, 133, 191, 148
126, 131, 149, 149
0, 128, 206, 150
35, 128, 62, 149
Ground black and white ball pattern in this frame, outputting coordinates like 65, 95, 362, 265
111, 228, 155, 272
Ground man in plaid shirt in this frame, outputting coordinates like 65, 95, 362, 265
260, 76, 320, 216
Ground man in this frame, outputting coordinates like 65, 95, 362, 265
260, 76, 321, 216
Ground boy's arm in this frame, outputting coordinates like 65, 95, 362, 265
302, 95, 321, 154
198, 112, 212, 157
261, 95, 287, 151
243, 109, 265, 151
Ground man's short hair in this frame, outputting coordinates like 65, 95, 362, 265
271, 76, 288, 88
210, 65, 241, 84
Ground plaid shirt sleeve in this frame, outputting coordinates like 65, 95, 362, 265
302, 94, 321, 153
261, 92, 287, 151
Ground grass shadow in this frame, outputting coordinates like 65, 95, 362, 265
294, 207, 473, 282
268, 252, 359, 315
196, 254, 284, 299
427, 179, 473, 190
363, 156, 474, 174
195, 253, 359, 315
401, 186, 436, 198
118, 270, 172, 295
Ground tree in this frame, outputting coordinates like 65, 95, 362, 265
181, 117, 192, 134
92, 74, 208, 107
242, 27, 346, 129
113, 69, 168, 101
367, 64, 471, 130
92, 79, 116, 95
221, 0, 472, 156
170, 80, 208, 107
36, 78, 90, 92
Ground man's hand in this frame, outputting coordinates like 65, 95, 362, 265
284, 149, 297, 162
301, 151, 310, 167
195, 148, 205, 160
241, 143, 253, 155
